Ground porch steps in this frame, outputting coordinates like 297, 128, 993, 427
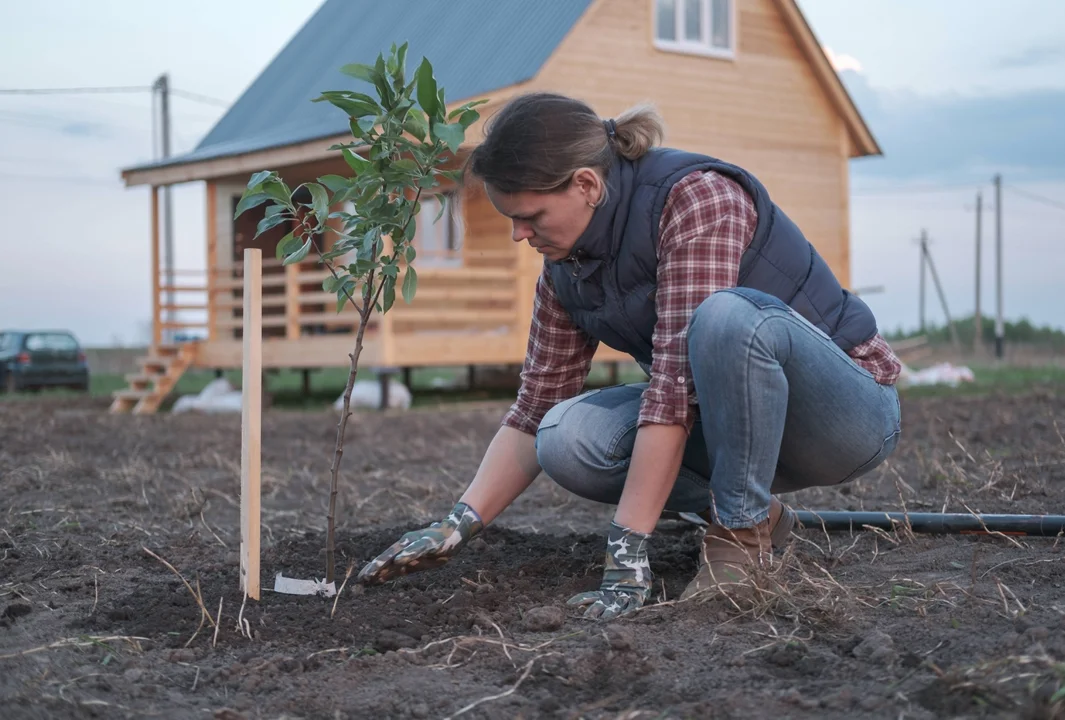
109, 342, 197, 414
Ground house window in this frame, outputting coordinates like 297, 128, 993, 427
415, 192, 464, 265
654, 0, 734, 58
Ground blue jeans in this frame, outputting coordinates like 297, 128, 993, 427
534, 288, 902, 529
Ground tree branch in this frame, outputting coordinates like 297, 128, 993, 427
309, 235, 365, 315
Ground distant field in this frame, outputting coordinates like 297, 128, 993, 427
0, 362, 649, 410
3, 362, 1063, 409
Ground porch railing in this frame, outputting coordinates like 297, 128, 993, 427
154, 248, 521, 352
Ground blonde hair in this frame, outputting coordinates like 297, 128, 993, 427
467, 93, 665, 194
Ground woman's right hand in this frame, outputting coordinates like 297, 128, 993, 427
355, 502, 484, 585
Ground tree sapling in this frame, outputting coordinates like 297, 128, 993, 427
234, 43, 485, 583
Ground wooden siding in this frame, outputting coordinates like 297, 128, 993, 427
461, 181, 515, 268
526, 0, 851, 286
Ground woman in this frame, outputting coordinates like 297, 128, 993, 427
356, 93, 902, 621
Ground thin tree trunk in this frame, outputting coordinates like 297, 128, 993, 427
325, 276, 382, 583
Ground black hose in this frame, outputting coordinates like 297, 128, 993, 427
794, 510, 1065, 537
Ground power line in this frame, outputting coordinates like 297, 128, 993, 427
0, 85, 150, 96
169, 88, 230, 107
851, 181, 986, 197
1005, 184, 1065, 212
0, 84, 229, 107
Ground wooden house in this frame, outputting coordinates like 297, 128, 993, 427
112, 0, 880, 413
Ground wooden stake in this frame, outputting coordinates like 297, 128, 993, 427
240, 248, 262, 600
150, 186, 162, 351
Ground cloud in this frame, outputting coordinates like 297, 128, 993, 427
60, 121, 112, 139
840, 71, 1065, 183
996, 43, 1065, 69
822, 45, 863, 73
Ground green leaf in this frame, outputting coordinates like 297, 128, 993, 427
357, 116, 378, 135
256, 210, 289, 238
262, 178, 293, 208
283, 238, 313, 266
305, 183, 330, 221
234, 191, 270, 219
402, 218, 417, 243
319, 174, 351, 193
416, 58, 439, 118
348, 258, 377, 276
404, 245, 416, 263
394, 42, 409, 85
456, 108, 480, 130
381, 275, 396, 313
433, 193, 449, 223
401, 266, 418, 304
373, 54, 393, 105
247, 170, 273, 190
339, 63, 377, 84
337, 292, 349, 314
431, 121, 465, 153
448, 99, 490, 120
381, 263, 399, 278
418, 173, 439, 190
274, 231, 300, 261
437, 168, 465, 184
342, 148, 371, 174
393, 158, 420, 174
402, 108, 429, 141
314, 92, 379, 118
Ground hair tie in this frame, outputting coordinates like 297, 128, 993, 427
604, 118, 617, 140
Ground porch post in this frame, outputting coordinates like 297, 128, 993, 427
206, 180, 218, 341
151, 185, 162, 350
285, 262, 300, 339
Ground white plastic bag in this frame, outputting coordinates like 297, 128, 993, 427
334, 378, 412, 411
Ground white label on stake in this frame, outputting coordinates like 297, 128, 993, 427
272, 572, 337, 597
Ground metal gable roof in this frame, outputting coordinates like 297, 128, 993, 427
135, 0, 593, 171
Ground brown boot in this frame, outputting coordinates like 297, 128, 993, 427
679, 500, 793, 601
768, 497, 797, 549
677, 498, 796, 547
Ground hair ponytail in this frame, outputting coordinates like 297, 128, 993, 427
611, 104, 665, 161
467, 93, 666, 194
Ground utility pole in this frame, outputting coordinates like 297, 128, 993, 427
993, 174, 1004, 359
153, 73, 174, 343
974, 191, 982, 353
919, 229, 927, 333
922, 236, 960, 349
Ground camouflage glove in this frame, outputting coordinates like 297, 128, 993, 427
355, 502, 483, 585
567, 521, 653, 621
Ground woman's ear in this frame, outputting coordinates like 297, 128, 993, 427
571, 167, 604, 207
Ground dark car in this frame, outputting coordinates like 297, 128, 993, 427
0, 330, 90, 393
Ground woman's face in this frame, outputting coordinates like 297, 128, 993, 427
484, 168, 603, 262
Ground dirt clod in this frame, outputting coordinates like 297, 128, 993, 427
374, 630, 419, 652
606, 625, 635, 651
851, 630, 895, 665
1, 602, 31, 624
520, 605, 567, 632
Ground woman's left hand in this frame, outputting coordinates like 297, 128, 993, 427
567, 522, 654, 620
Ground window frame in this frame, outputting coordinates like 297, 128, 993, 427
416, 191, 464, 255
653, 0, 736, 60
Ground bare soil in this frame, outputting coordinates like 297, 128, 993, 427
1, 388, 1064, 719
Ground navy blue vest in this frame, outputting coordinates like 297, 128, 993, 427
547, 148, 878, 367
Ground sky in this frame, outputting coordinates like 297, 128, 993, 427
1, 0, 1064, 345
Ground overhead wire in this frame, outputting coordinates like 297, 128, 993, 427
0, 85, 230, 107
1005, 184, 1065, 213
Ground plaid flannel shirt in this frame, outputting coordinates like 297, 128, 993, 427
502, 170, 902, 436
